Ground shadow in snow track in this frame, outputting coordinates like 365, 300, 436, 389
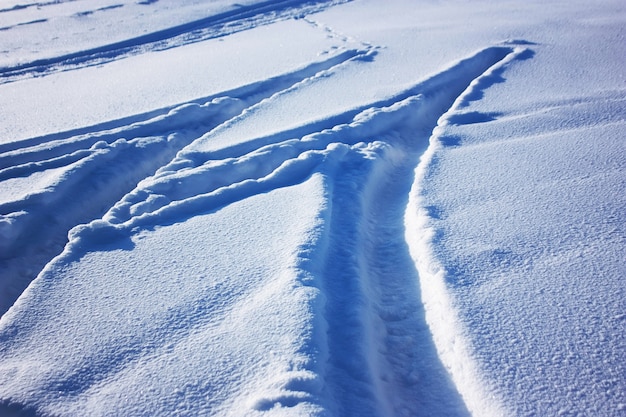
313, 45, 531, 416
0, 400, 42, 417
318, 135, 471, 417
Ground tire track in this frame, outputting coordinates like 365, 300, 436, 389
313, 46, 528, 417
56, 44, 528, 415
1, 33, 530, 414
93, 46, 517, 234
0, 0, 352, 84
0, 48, 365, 171
0, 48, 369, 317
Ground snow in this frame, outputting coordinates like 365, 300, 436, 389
411, 24, 626, 416
1, 0, 625, 416
2, 174, 329, 416
0, 16, 351, 142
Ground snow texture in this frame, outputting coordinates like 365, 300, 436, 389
0, 0, 624, 416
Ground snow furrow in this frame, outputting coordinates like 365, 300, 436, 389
1, 38, 528, 415
0, 132, 209, 316
0, 0, 351, 84
311, 46, 529, 417
99, 40, 514, 232
0, 98, 243, 171
0, 0, 623, 415
103, 94, 418, 227
0, 47, 365, 162
0, 48, 370, 317
159, 46, 512, 169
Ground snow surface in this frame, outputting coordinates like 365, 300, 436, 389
0, 0, 624, 416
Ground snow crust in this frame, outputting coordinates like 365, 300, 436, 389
0, 0, 624, 416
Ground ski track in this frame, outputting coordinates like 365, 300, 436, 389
0, 0, 352, 84
0, 4, 532, 408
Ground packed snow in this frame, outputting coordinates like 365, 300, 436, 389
0, 0, 624, 416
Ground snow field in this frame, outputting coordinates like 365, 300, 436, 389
0, 0, 625, 415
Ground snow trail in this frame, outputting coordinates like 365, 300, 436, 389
95, 46, 516, 231
57, 44, 525, 416
0, 0, 352, 84
0, 48, 370, 316
1, 0, 624, 414
0, 47, 364, 155
312, 47, 529, 416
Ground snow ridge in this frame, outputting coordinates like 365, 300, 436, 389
405, 47, 531, 417
0, 48, 370, 316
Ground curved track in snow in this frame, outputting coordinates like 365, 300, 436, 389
1, 36, 528, 416
0, 47, 372, 316
0, 1, 539, 414
2, 1, 625, 415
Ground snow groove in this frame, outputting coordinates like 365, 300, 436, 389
0, 48, 370, 317
0, 47, 365, 156
95, 46, 517, 231
311, 47, 528, 416
1, 37, 528, 414
1, 0, 623, 413
0, 0, 352, 84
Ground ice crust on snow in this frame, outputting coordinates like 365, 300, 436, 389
0, 0, 625, 416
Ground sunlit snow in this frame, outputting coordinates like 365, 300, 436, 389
0, 0, 624, 416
